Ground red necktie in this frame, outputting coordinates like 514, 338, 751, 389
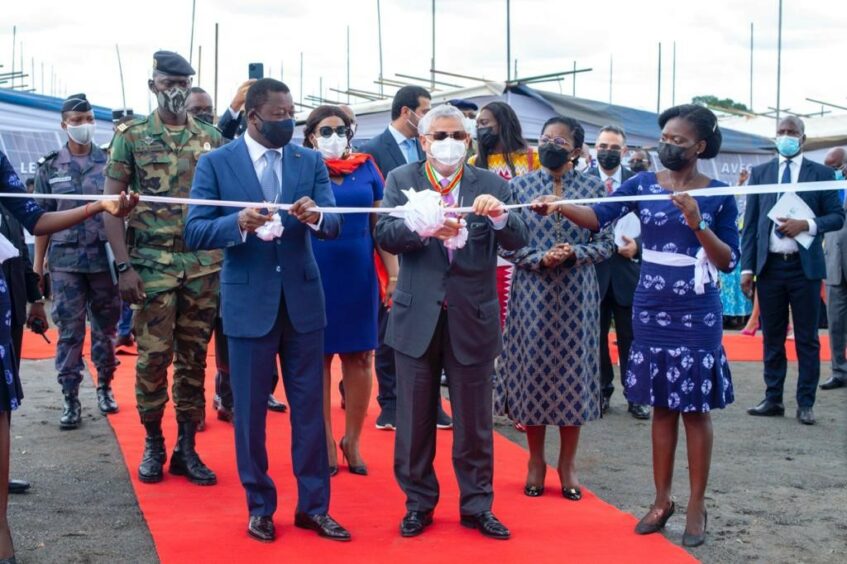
605, 178, 614, 194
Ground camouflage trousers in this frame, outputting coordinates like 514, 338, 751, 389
134, 269, 218, 424
51, 271, 120, 393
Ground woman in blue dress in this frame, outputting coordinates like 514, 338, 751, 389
303, 106, 397, 476
533, 105, 736, 547
0, 150, 136, 562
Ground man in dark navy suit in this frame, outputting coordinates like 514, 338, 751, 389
741, 116, 844, 425
361, 85, 453, 432
185, 79, 349, 543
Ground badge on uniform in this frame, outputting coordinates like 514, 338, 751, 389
203, 142, 211, 152
48, 176, 73, 185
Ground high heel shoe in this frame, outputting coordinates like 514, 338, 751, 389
682, 509, 707, 547
523, 484, 544, 497
339, 437, 368, 476
634, 501, 676, 535
561, 486, 582, 501
328, 465, 338, 477
740, 322, 760, 336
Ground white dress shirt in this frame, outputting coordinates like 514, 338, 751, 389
769, 154, 817, 254
600, 166, 640, 249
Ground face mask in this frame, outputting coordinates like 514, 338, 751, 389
193, 112, 215, 124
66, 123, 95, 145
835, 169, 845, 181
316, 133, 348, 160
429, 138, 466, 167
596, 149, 621, 171
657, 142, 693, 171
156, 86, 189, 115
538, 144, 570, 170
629, 160, 648, 173
256, 115, 295, 148
406, 110, 420, 133
775, 135, 801, 158
477, 126, 498, 149
462, 117, 477, 139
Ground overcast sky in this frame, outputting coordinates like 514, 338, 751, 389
2, 0, 843, 122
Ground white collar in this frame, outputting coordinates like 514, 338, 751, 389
388, 124, 413, 146
600, 166, 622, 183
244, 130, 283, 165
779, 153, 803, 166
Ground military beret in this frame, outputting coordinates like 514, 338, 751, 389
152, 50, 195, 77
448, 98, 478, 112
112, 108, 134, 122
62, 93, 92, 113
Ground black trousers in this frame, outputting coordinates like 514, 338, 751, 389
757, 254, 822, 408
599, 290, 634, 400
375, 303, 397, 413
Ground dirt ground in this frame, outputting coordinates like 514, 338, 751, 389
6, 352, 846, 563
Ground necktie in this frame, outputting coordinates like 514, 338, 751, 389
402, 139, 416, 164
261, 150, 280, 202
774, 159, 792, 239
440, 178, 456, 262
605, 177, 615, 194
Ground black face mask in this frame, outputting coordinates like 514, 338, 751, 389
539, 144, 570, 170
658, 142, 694, 171
629, 160, 648, 173
255, 115, 295, 148
596, 149, 621, 171
477, 127, 499, 150
193, 112, 215, 124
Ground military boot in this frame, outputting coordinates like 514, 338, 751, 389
96, 374, 119, 414
138, 420, 166, 483
59, 388, 82, 430
169, 421, 217, 486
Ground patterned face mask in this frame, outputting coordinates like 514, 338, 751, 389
156, 87, 189, 115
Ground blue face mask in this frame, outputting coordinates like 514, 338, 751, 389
774, 135, 801, 158
835, 169, 845, 181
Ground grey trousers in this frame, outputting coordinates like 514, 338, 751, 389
827, 280, 847, 381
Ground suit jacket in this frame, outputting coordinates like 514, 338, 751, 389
741, 157, 843, 280
590, 166, 641, 305
360, 127, 424, 177
825, 199, 847, 286
217, 109, 245, 141
184, 136, 342, 338
374, 163, 528, 365
0, 203, 42, 326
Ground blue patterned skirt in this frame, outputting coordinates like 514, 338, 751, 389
0, 277, 22, 412
625, 263, 734, 413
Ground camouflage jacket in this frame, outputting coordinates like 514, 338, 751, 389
34, 143, 109, 273
105, 111, 223, 282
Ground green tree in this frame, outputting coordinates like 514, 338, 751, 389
692, 95, 750, 112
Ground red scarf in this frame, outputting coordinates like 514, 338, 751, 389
324, 152, 378, 177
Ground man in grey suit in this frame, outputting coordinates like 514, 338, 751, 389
822, 147, 847, 390
375, 104, 528, 540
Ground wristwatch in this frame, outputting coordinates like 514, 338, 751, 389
695, 219, 708, 232
116, 262, 132, 274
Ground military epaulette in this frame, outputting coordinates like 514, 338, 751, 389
37, 150, 60, 167
194, 117, 222, 135
115, 116, 147, 134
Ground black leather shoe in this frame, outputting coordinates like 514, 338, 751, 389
562, 486, 582, 501
59, 391, 82, 430
635, 501, 675, 535
436, 404, 453, 430
294, 513, 351, 541
601, 395, 611, 415
820, 376, 846, 390
400, 510, 433, 537
524, 485, 544, 497
169, 421, 217, 485
96, 375, 119, 414
375, 409, 396, 430
8, 479, 30, 494
682, 510, 707, 547
796, 407, 816, 425
627, 403, 651, 420
138, 421, 166, 484
213, 394, 234, 423
268, 395, 288, 413
248, 515, 275, 542
747, 399, 785, 417
460, 511, 511, 540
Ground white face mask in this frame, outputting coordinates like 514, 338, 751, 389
316, 133, 348, 160
429, 138, 466, 167
66, 122, 95, 145
463, 117, 477, 139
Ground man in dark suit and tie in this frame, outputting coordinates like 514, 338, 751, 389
589, 125, 648, 419
741, 116, 844, 425
375, 104, 528, 540
185, 79, 350, 543
361, 85, 452, 432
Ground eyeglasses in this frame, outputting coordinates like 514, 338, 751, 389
539, 136, 572, 148
318, 125, 349, 138
425, 131, 469, 141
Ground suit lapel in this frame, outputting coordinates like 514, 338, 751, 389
224, 138, 265, 203
383, 129, 408, 170
281, 146, 305, 204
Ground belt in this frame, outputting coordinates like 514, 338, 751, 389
768, 252, 799, 261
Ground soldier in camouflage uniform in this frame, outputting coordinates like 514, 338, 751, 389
103, 51, 222, 486
34, 93, 121, 430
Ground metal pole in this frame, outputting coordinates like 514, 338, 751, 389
189, 0, 197, 65
657, 42, 662, 114
197, 45, 202, 86
377, 1, 385, 96
749, 22, 754, 111
116, 44, 128, 111
514, 59, 518, 80
300, 52, 304, 107
431, 0, 435, 91
506, 0, 511, 81
214, 23, 219, 118
346, 26, 351, 103
572, 60, 576, 96
609, 54, 613, 104
776, 0, 783, 122
11, 26, 16, 90
672, 41, 676, 106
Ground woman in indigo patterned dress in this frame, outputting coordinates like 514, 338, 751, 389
533, 105, 737, 548
495, 117, 614, 502
0, 151, 137, 562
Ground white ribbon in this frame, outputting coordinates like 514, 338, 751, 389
390, 188, 468, 249
255, 213, 284, 241
642, 248, 718, 295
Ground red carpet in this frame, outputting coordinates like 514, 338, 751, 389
20, 332, 696, 563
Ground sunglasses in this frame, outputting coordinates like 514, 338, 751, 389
318, 125, 349, 138
425, 131, 469, 141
